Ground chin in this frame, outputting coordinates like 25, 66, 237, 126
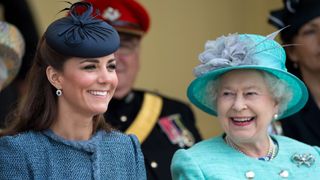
89, 106, 108, 115
229, 131, 256, 140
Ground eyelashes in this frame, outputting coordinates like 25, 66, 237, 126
81, 63, 117, 72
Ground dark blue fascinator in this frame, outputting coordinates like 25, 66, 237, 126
45, 2, 120, 58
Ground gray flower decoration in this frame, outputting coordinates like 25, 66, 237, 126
193, 29, 284, 77
194, 33, 256, 77
291, 153, 315, 167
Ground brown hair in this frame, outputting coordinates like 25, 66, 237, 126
1, 36, 111, 136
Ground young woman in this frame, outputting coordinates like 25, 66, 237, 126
0, 2, 146, 179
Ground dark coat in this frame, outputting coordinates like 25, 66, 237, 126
105, 89, 202, 180
281, 93, 320, 146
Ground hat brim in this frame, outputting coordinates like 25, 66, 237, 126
115, 27, 145, 36
187, 65, 308, 119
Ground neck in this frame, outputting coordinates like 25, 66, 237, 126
114, 88, 133, 100
300, 68, 320, 108
51, 111, 94, 141
225, 135, 272, 158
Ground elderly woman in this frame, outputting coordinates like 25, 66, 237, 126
269, 0, 320, 146
170, 31, 320, 179
0, 2, 146, 179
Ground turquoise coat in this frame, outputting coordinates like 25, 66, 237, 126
171, 135, 320, 179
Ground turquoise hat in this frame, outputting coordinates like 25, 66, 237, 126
187, 31, 308, 119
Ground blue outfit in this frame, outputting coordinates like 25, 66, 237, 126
171, 135, 320, 180
0, 130, 146, 180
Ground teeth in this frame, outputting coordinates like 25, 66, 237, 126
88, 90, 108, 96
232, 117, 252, 122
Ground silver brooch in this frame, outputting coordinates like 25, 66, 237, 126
291, 153, 315, 167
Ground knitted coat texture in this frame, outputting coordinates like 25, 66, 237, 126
171, 135, 320, 180
0, 130, 146, 180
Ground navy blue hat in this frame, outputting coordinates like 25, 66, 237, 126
45, 2, 120, 58
268, 0, 320, 43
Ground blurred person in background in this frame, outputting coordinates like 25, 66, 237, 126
268, 0, 320, 146
0, 0, 39, 127
0, 21, 24, 92
84, 0, 202, 179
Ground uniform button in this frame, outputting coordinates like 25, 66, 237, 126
245, 171, 255, 179
279, 170, 289, 178
120, 115, 127, 122
150, 161, 158, 168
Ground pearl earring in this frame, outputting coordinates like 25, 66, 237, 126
56, 89, 62, 96
273, 113, 278, 120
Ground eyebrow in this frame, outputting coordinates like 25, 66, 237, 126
304, 22, 320, 29
220, 85, 262, 91
80, 59, 99, 64
80, 58, 116, 64
108, 59, 116, 63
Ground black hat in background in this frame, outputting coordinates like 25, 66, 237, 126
268, 0, 320, 43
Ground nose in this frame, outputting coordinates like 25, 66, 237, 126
232, 94, 248, 112
98, 68, 117, 85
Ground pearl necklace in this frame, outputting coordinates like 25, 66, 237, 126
225, 135, 277, 161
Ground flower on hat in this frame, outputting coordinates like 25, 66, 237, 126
194, 33, 256, 77
193, 29, 286, 78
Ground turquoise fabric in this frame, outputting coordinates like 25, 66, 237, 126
0, 130, 146, 180
171, 135, 320, 180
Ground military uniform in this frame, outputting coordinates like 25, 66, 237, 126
105, 89, 202, 180
83, 1, 202, 179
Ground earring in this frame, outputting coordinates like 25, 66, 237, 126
293, 63, 298, 69
56, 89, 62, 96
273, 113, 278, 120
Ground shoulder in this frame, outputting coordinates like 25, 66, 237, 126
103, 130, 138, 142
274, 135, 320, 154
275, 135, 311, 146
171, 136, 225, 180
0, 131, 47, 159
100, 130, 145, 174
102, 130, 141, 150
0, 131, 43, 150
174, 136, 225, 159
0, 131, 43, 178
